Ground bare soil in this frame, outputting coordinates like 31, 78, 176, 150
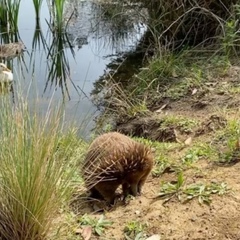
73, 65, 240, 240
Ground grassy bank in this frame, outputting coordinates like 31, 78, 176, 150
81, 2, 240, 237
96, 0, 240, 115
85, 45, 240, 240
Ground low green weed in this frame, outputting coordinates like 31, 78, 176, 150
213, 119, 240, 164
124, 220, 147, 240
157, 173, 228, 204
152, 157, 174, 176
215, 119, 240, 147
127, 103, 149, 117
79, 214, 112, 236
182, 144, 217, 166
157, 172, 184, 201
160, 115, 199, 134
182, 182, 228, 204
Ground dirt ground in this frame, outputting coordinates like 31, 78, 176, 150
73, 65, 240, 240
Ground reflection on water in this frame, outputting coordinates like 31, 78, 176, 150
0, 0, 146, 138
45, 31, 76, 100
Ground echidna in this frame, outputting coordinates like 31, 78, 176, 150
82, 132, 154, 204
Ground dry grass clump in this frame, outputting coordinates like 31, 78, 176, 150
0, 97, 79, 240
143, 0, 238, 48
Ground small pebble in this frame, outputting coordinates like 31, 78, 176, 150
135, 210, 140, 215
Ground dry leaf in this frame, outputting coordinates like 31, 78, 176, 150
235, 138, 240, 150
191, 88, 198, 95
151, 147, 156, 153
174, 129, 182, 143
205, 82, 217, 86
81, 226, 92, 240
75, 228, 82, 235
172, 69, 178, 78
184, 137, 192, 146
155, 104, 168, 113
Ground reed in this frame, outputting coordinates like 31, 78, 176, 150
32, 0, 43, 20
47, 0, 66, 32
3, 0, 21, 32
45, 32, 77, 100
0, 0, 8, 27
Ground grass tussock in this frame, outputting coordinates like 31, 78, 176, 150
97, 1, 240, 119
101, 50, 231, 116
145, 0, 238, 48
0, 97, 80, 240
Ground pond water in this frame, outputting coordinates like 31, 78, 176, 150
0, 0, 146, 139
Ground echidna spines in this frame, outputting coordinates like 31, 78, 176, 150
82, 132, 154, 204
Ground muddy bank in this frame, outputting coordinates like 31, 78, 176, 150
114, 111, 227, 143
95, 60, 240, 142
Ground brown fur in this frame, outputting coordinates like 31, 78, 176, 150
82, 132, 154, 204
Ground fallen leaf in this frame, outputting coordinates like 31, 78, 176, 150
81, 226, 92, 240
208, 87, 215, 91
184, 137, 192, 146
151, 147, 156, 153
155, 104, 168, 113
191, 88, 198, 95
75, 228, 82, 235
176, 138, 182, 144
205, 82, 217, 87
172, 69, 178, 77
139, 67, 149, 71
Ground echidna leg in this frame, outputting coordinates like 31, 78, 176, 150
137, 179, 146, 195
122, 182, 130, 198
129, 183, 138, 196
127, 174, 141, 196
95, 182, 119, 204
89, 187, 104, 200
137, 170, 152, 194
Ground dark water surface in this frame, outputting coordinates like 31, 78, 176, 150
0, 0, 146, 138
